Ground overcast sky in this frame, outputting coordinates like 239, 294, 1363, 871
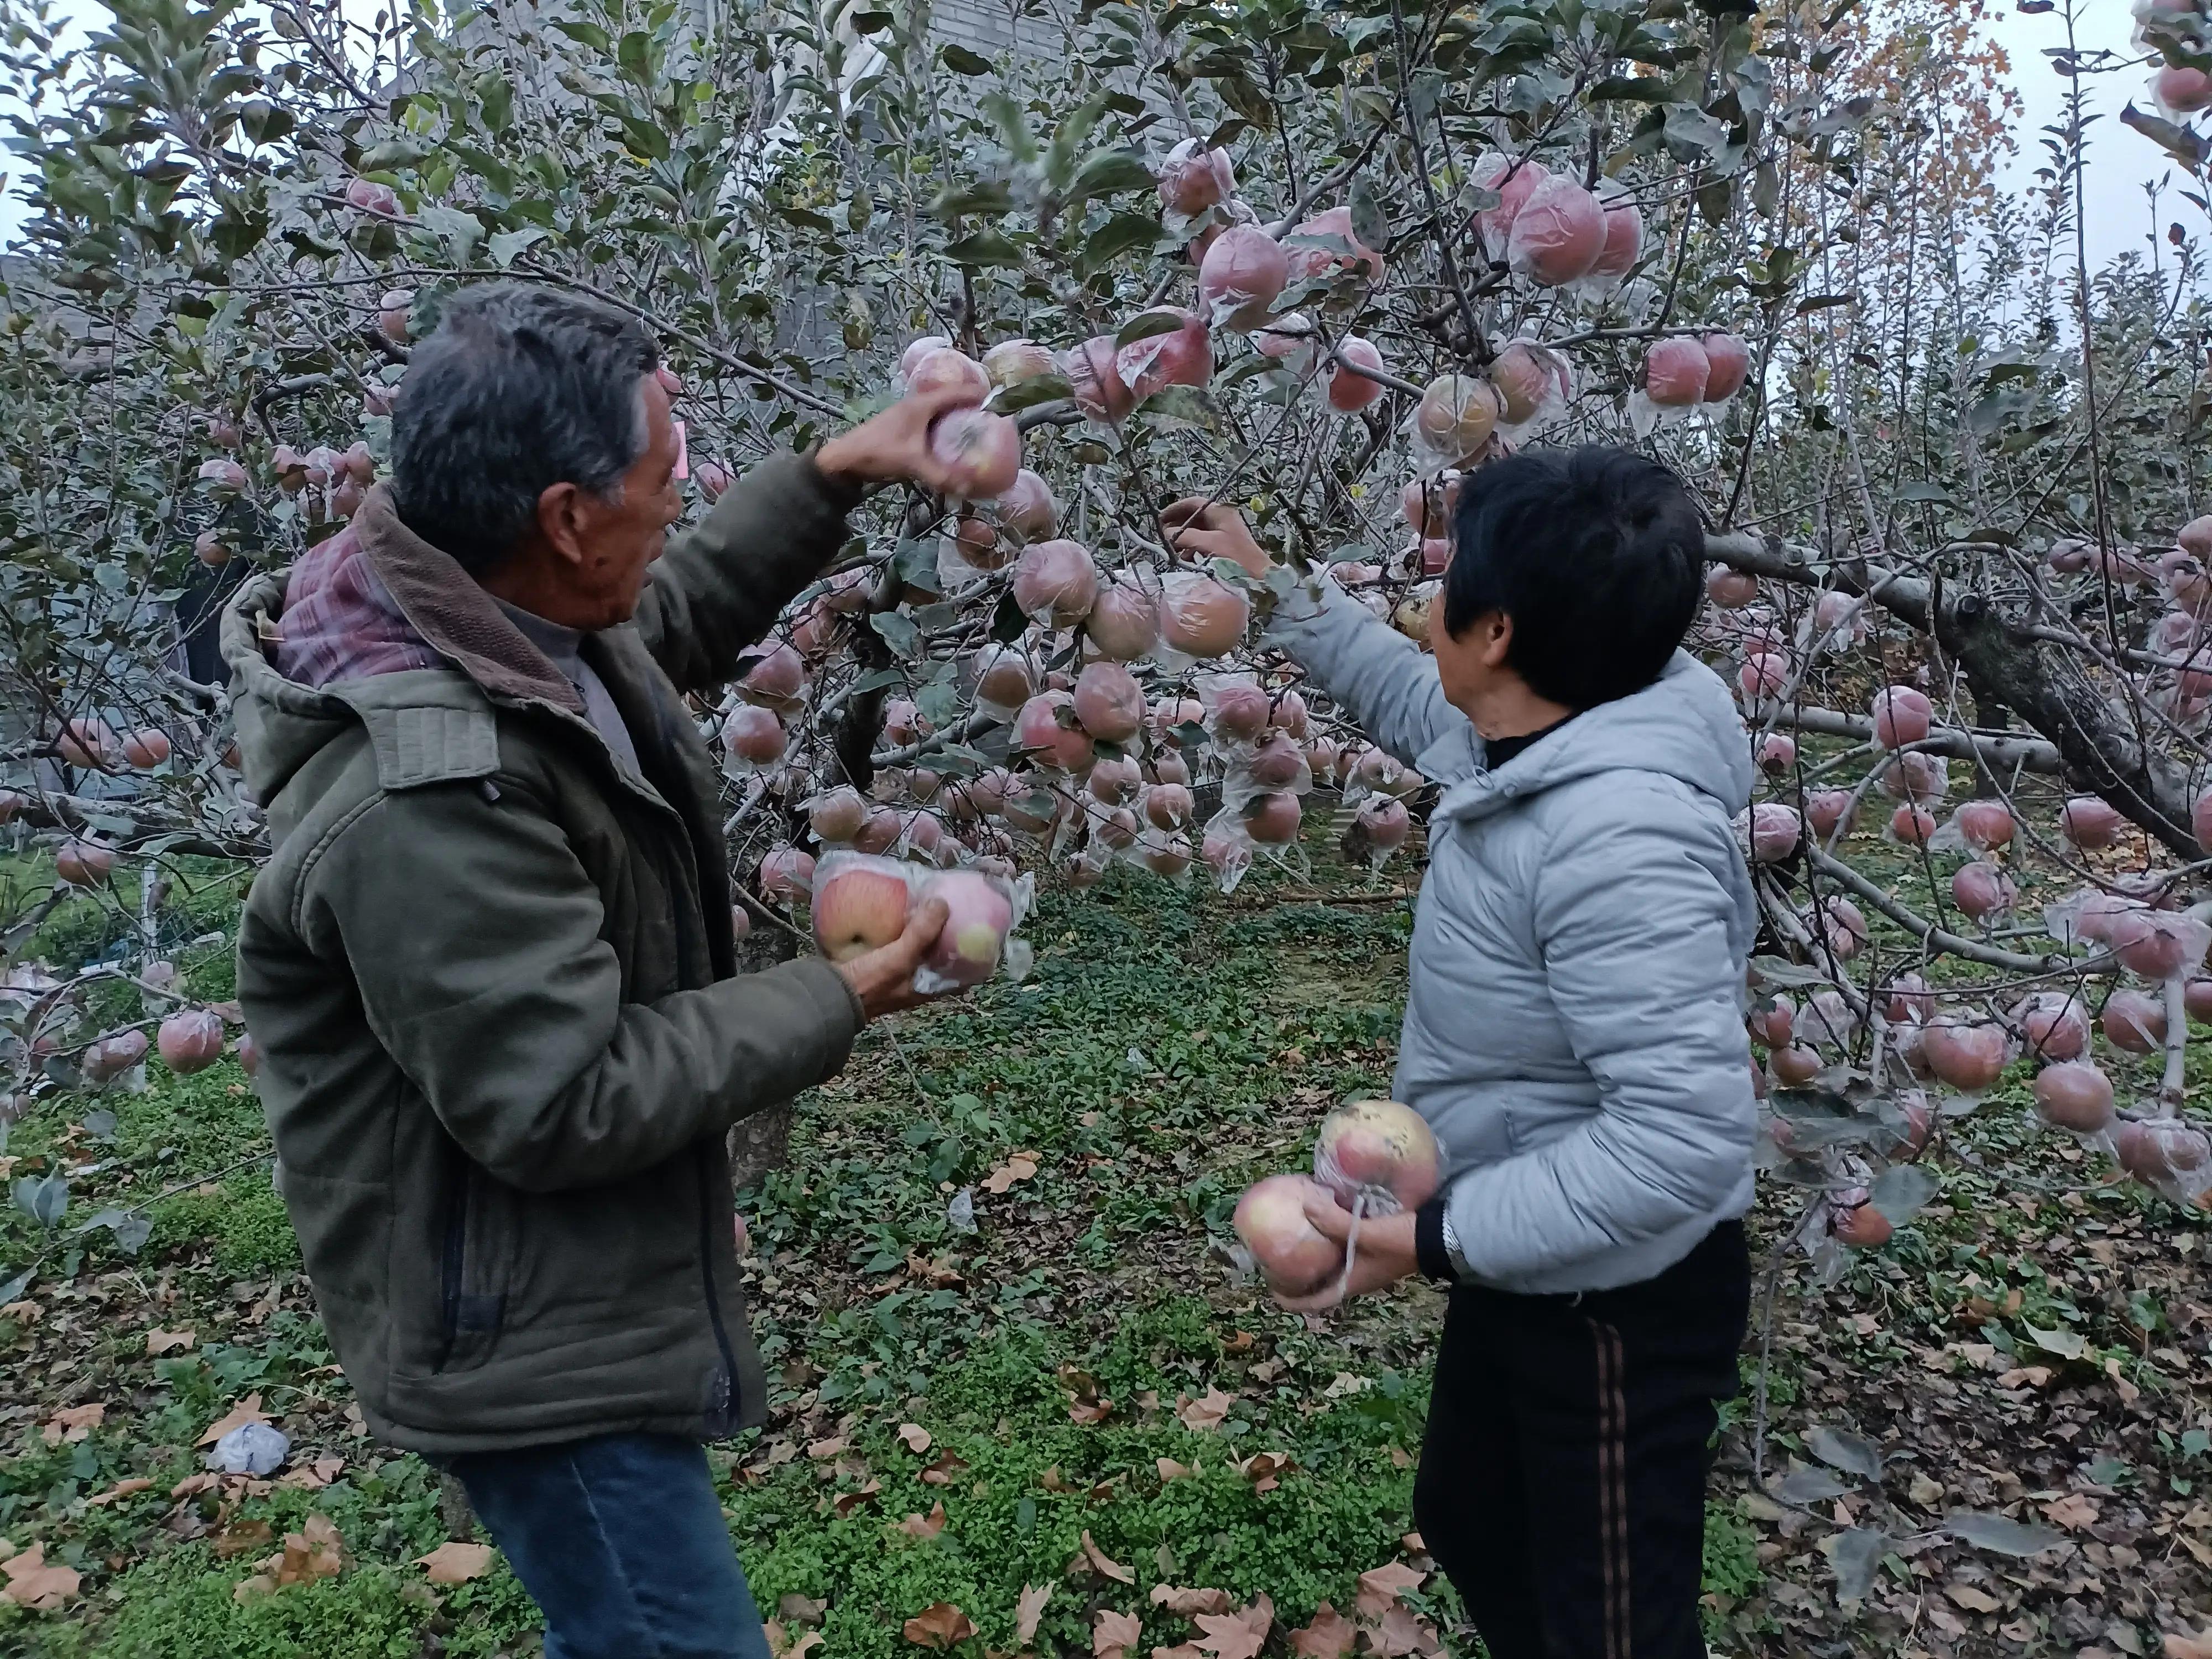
0, 1, 2183, 277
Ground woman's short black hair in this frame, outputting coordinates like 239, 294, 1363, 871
391, 284, 660, 572
1440, 445, 1705, 709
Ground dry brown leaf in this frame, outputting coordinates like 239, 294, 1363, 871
2163, 1630, 2212, 1659
1176, 1388, 1235, 1432
416, 1541, 494, 1584
2042, 1493, 2100, 1531
1947, 1582, 2004, 1614
269, 1512, 346, 1586
145, 1328, 195, 1355
778, 1592, 828, 1627
1354, 1561, 1427, 1619
169, 1472, 220, 1501
895, 1501, 948, 1541
920, 1450, 969, 1486
278, 1456, 347, 1491
1081, 1530, 1134, 1584
43, 1402, 105, 1445
2, 1545, 81, 1610
901, 1600, 976, 1649
1233, 1451, 1293, 1493
1157, 1457, 1192, 1482
1290, 1601, 1358, 1658
897, 1422, 933, 1454
212, 1518, 275, 1559
1150, 1584, 1232, 1616
85, 1477, 153, 1507
805, 1436, 848, 1460
1015, 1581, 1053, 1645
1400, 1531, 1426, 1554
196, 1393, 268, 1447
982, 1152, 1040, 1194
1093, 1608, 1143, 1659
1153, 1646, 1208, 1659
1192, 1594, 1272, 1659
832, 1479, 881, 1518
1366, 1603, 1444, 1657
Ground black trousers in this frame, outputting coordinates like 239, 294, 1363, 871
1414, 1222, 1751, 1659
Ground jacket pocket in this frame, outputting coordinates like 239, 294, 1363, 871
436, 1154, 512, 1373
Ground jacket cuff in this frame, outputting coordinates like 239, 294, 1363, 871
800, 445, 867, 516
777, 957, 864, 1082
1415, 1194, 1454, 1285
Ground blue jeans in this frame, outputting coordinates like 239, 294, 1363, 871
446, 1432, 771, 1659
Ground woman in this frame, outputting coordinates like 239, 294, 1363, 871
1169, 446, 1757, 1659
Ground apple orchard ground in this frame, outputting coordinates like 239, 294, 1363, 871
1, 830, 2210, 1657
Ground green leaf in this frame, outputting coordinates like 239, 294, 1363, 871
990, 590, 1028, 643
619, 116, 670, 161
1079, 211, 1161, 274
1867, 1163, 1937, 1226
778, 204, 839, 234
1347, 174, 1389, 257
848, 666, 909, 697
1794, 294, 1854, 315
416, 204, 486, 262
944, 230, 1024, 269
1133, 385, 1216, 431
942, 43, 994, 74
1063, 148, 1154, 206
1115, 310, 1185, 347
991, 372, 1074, 413
2122, 102, 2211, 170
488, 226, 549, 268
1893, 479, 1954, 507
1587, 75, 1678, 102
931, 181, 1015, 218
870, 610, 920, 659
2023, 1323, 2088, 1361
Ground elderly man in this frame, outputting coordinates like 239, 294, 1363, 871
223, 284, 967, 1657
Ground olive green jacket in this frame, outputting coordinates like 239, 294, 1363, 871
223, 453, 862, 1454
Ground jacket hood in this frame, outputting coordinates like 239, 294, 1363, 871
1431, 650, 1755, 827
220, 486, 588, 807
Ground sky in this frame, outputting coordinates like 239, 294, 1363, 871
0, 0, 2183, 277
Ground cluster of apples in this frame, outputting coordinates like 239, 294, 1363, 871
809, 853, 1022, 993
1233, 1100, 1441, 1296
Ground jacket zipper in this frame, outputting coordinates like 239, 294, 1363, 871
695, 1161, 740, 1422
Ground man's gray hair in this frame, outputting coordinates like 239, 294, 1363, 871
390, 284, 659, 572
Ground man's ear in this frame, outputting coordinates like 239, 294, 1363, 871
1479, 609, 1515, 669
535, 480, 592, 567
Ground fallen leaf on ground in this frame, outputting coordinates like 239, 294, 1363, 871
832, 1479, 881, 1517
1016, 1581, 1052, 1644
1192, 1595, 1272, 1659
897, 1422, 932, 1454
212, 1518, 274, 1558
196, 1393, 268, 1447
804, 1436, 847, 1460
43, 1403, 104, 1444
169, 1472, 219, 1501
1233, 1451, 1293, 1492
2164, 1630, 2212, 1659
270, 1513, 346, 1585
416, 1541, 494, 1584
1947, 1582, 2003, 1614
1094, 1608, 1142, 1658
1150, 1584, 1232, 1616
895, 1501, 947, 1541
901, 1601, 975, 1648
1354, 1561, 1427, 1618
920, 1450, 968, 1485
778, 1593, 828, 1626
1367, 1602, 1444, 1656
86, 1478, 152, 1507
1400, 1531, 1426, 1554
1157, 1457, 1192, 1481
1080, 1530, 1134, 1583
1060, 1366, 1113, 1425
1290, 1601, 1358, 1658
982, 1152, 1039, 1193
1177, 1388, 1235, 1432
2, 1545, 80, 1610
277, 1455, 347, 1491
145, 1328, 195, 1355
2043, 1493, 2100, 1531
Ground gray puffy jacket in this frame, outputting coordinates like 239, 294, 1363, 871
1270, 581, 1759, 1294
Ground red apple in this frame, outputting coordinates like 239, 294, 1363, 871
812, 864, 913, 962
921, 870, 1013, 987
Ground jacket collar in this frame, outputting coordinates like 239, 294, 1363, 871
353, 483, 586, 718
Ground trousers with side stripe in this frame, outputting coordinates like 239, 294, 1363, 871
1414, 1222, 1751, 1659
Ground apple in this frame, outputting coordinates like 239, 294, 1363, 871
1869, 685, 1932, 748
1063, 335, 1135, 422
2033, 1061, 2115, 1133
157, 1009, 227, 1075
982, 338, 1055, 390
1313, 1099, 1441, 1211
722, 705, 786, 766
928, 408, 1021, 499
1072, 661, 1145, 743
1234, 1172, 1343, 1295
1013, 539, 1100, 628
906, 346, 991, 401
1115, 307, 1211, 399
1158, 138, 1235, 216
1198, 226, 1289, 331
1413, 374, 1500, 467
122, 728, 170, 769
1160, 572, 1249, 659
1014, 691, 1095, 773
809, 786, 868, 844
1702, 333, 1752, 401
921, 870, 1014, 987
1642, 338, 1710, 408
992, 469, 1057, 541
1282, 206, 1385, 286
1326, 337, 1387, 412
812, 864, 913, 962
1471, 153, 1548, 247
1505, 178, 1606, 285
